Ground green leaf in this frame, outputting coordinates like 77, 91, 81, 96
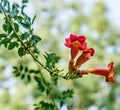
2, 23, 12, 34
8, 42, 18, 50
22, 0, 28, 3
52, 77, 58, 85
29, 69, 40, 74
44, 52, 60, 70
22, 74, 31, 82
32, 14, 36, 24
25, 14, 31, 23
39, 101, 55, 110
12, 3, 19, 9
34, 107, 40, 110
34, 76, 45, 92
7, 0, 10, 11
22, 32, 29, 39
13, 66, 18, 70
0, 34, 7, 39
60, 101, 64, 107
1, 38, 11, 44
21, 74, 25, 79
14, 23, 19, 32
2, 24, 7, 32
10, 33, 16, 39
25, 66, 28, 72
21, 4, 27, 14
21, 22, 29, 29
18, 47, 24, 57
31, 35, 41, 43
0, 3, 7, 13
62, 89, 74, 99
10, 9, 18, 17
67, 105, 73, 110
11, 3, 19, 17
20, 65, 23, 71
29, 29, 33, 35
15, 16, 23, 23
3, 0, 8, 7
15, 72, 20, 77
0, 4, 2, 11
7, 24, 12, 34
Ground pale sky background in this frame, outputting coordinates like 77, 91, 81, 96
102, 0, 120, 28
105, 0, 120, 28
82, 0, 120, 28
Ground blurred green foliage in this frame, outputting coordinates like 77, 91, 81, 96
0, 0, 120, 110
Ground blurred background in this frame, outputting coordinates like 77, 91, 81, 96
0, 0, 120, 110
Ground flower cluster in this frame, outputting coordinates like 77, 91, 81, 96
65, 34, 116, 83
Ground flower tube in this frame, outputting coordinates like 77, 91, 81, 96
80, 62, 116, 83
74, 48, 94, 70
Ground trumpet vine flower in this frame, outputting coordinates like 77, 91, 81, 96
65, 33, 116, 83
80, 62, 116, 83
65, 34, 87, 62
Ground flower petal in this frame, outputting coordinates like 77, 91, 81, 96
65, 38, 72, 47
83, 48, 95, 56
70, 34, 78, 42
79, 42, 87, 50
108, 61, 116, 79
65, 34, 87, 50
106, 77, 115, 83
77, 35, 86, 43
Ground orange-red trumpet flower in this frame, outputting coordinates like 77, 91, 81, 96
80, 62, 116, 83
65, 34, 87, 62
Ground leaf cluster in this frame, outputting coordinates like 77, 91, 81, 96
34, 101, 57, 110
34, 75, 50, 93
0, 0, 41, 57
44, 52, 60, 74
33, 89, 74, 110
57, 89, 74, 108
13, 65, 40, 83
